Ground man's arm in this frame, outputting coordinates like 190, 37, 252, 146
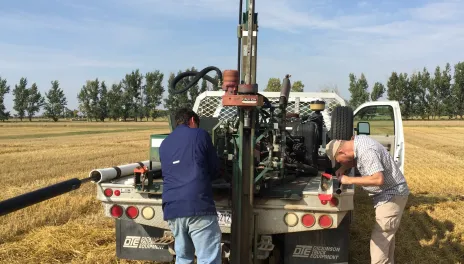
196, 130, 220, 180
341, 147, 385, 187
342, 171, 384, 186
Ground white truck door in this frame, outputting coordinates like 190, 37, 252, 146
353, 101, 405, 174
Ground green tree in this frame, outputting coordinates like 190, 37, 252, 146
397, 73, 409, 118
439, 63, 453, 119
264, 78, 281, 92
292, 81, 304, 92
122, 70, 143, 121
405, 73, 418, 119
44, 80, 67, 122
98, 81, 108, 121
348, 73, 370, 108
108, 83, 123, 121
144, 70, 165, 120
13, 77, 29, 121
0, 76, 10, 122
387, 72, 399, 101
417, 68, 431, 119
370, 82, 385, 101
164, 73, 177, 113
452, 62, 464, 119
26, 83, 44, 121
88, 79, 100, 121
164, 71, 191, 112
77, 82, 91, 120
429, 66, 442, 119
77, 79, 101, 121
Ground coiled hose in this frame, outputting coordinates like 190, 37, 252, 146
170, 66, 223, 94
170, 66, 273, 111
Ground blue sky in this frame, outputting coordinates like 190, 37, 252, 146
1, 0, 464, 113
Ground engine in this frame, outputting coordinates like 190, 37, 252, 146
212, 96, 329, 192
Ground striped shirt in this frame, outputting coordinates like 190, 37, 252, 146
354, 135, 409, 208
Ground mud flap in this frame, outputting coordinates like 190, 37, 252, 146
282, 213, 350, 264
115, 219, 174, 263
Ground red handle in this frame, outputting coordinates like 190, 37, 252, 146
321, 172, 332, 180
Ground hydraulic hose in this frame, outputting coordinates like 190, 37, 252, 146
170, 66, 223, 94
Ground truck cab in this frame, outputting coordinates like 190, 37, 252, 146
95, 91, 404, 264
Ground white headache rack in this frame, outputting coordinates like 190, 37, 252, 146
192, 91, 346, 131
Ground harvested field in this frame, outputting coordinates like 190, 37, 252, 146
0, 120, 463, 264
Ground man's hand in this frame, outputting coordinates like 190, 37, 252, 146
339, 175, 351, 185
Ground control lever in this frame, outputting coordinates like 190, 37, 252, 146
321, 172, 344, 195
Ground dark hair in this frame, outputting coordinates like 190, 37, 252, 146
175, 107, 200, 126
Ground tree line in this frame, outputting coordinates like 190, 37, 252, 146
348, 62, 464, 119
0, 67, 221, 122
1, 62, 463, 122
0, 77, 67, 122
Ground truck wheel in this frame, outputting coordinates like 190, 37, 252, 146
330, 106, 354, 140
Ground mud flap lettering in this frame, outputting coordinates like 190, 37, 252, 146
293, 245, 341, 260
123, 236, 168, 250
116, 219, 174, 262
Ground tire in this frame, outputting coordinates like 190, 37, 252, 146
330, 106, 354, 140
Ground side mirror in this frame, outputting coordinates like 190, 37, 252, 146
357, 122, 370, 135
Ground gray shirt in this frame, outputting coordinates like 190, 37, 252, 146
354, 135, 409, 208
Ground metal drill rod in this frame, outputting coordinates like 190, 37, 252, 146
245, 0, 254, 85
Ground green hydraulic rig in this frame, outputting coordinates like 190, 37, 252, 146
225, 0, 260, 263
169, 0, 295, 263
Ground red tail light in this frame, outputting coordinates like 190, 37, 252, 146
319, 215, 333, 228
110, 205, 123, 218
114, 190, 121, 196
329, 197, 339, 207
104, 188, 113, 197
301, 214, 316, 228
126, 206, 139, 219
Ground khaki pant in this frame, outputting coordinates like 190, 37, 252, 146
370, 195, 408, 264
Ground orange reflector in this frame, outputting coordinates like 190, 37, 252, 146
301, 214, 316, 228
126, 206, 139, 219
110, 205, 123, 218
319, 215, 333, 228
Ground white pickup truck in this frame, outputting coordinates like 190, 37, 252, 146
93, 91, 404, 264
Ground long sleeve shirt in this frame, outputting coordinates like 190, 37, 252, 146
159, 124, 220, 220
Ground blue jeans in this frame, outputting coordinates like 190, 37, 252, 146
167, 215, 222, 264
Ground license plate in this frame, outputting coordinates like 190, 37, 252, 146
217, 210, 232, 227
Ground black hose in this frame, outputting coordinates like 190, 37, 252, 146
257, 93, 272, 109
170, 66, 223, 94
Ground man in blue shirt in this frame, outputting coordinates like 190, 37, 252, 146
159, 108, 222, 264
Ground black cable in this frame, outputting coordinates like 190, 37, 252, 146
170, 66, 223, 94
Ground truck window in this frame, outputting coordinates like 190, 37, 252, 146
354, 105, 395, 155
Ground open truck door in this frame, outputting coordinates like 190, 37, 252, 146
353, 101, 405, 174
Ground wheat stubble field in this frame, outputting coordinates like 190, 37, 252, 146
0, 120, 463, 264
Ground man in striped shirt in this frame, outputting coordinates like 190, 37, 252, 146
326, 135, 409, 264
